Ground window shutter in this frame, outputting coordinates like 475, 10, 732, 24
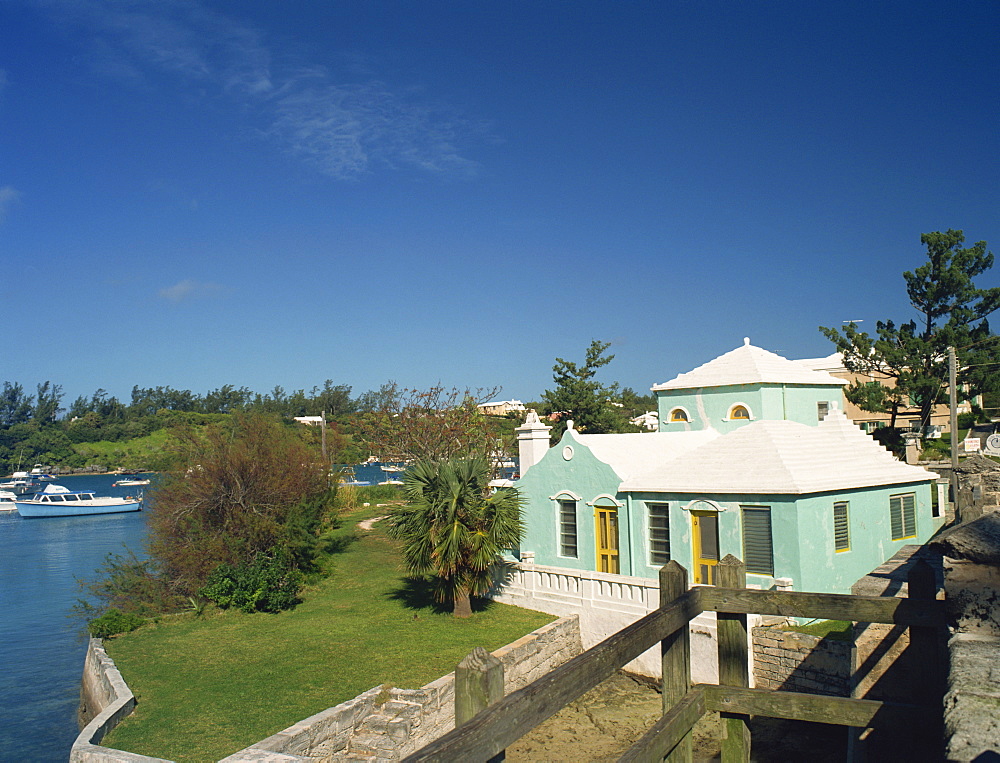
833, 501, 849, 551
890, 493, 916, 540
741, 506, 774, 575
648, 503, 670, 565
559, 500, 578, 557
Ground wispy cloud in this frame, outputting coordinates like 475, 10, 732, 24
35, 0, 487, 179
159, 279, 222, 303
0, 186, 22, 223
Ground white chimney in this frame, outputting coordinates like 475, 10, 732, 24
515, 410, 552, 476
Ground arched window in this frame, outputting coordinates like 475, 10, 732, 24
729, 405, 750, 420
670, 408, 689, 422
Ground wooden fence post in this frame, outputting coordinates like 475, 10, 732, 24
716, 555, 750, 762
907, 557, 943, 758
660, 560, 692, 763
455, 646, 505, 762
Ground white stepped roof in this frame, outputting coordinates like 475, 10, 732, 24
620, 409, 936, 494
653, 339, 847, 391
573, 429, 719, 481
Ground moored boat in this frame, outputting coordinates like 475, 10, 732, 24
113, 478, 151, 487
15, 484, 142, 518
0, 490, 17, 512
29, 464, 57, 480
0, 472, 45, 496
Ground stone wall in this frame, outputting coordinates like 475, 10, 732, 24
930, 511, 1000, 761
72, 638, 170, 763
75, 615, 582, 763
751, 627, 850, 697
953, 453, 1000, 522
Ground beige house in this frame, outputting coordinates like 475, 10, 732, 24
477, 399, 526, 416
796, 353, 970, 434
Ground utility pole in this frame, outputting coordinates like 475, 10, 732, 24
949, 347, 960, 520
321, 410, 328, 461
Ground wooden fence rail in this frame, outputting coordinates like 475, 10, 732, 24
403, 554, 945, 763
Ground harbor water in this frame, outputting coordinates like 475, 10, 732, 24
0, 474, 151, 762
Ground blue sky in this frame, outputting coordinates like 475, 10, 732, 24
2, 1, 998, 408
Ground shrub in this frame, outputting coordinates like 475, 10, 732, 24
200, 550, 303, 613
88, 608, 146, 638
872, 427, 904, 457
958, 412, 979, 430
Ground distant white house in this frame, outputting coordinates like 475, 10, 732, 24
631, 411, 659, 431
478, 400, 526, 416
293, 416, 325, 426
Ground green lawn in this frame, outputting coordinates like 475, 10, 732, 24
103, 507, 554, 762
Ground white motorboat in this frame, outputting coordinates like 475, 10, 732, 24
0, 472, 45, 496
16, 484, 142, 518
0, 490, 17, 512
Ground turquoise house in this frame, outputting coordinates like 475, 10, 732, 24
514, 340, 945, 595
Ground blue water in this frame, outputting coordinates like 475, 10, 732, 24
0, 474, 152, 762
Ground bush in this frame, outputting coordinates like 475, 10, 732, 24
88, 608, 146, 638
958, 412, 979, 430
200, 550, 303, 613
872, 427, 904, 457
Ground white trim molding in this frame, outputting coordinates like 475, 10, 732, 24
587, 493, 624, 508
681, 498, 727, 513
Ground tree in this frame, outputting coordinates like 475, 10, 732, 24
353, 383, 510, 465
147, 412, 332, 598
821, 230, 1000, 429
0, 382, 33, 427
388, 456, 524, 617
32, 381, 63, 423
541, 340, 631, 439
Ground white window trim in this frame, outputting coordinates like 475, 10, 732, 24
587, 493, 623, 508
549, 490, 583, 502
724, 402, 755, 422
681, 498, 727, 513
667, 406, 692, 423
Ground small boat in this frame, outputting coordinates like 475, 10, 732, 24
113, 478, 151, 487
0, 472, 45, 496
15, 484, 142, 518
0, 490, 17, 512
29, 464, 57, 480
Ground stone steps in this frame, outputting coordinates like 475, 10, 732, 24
343, 699, 424, 760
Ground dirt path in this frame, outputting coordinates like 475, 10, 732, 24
505, 672, 847, 762
506, 673, 722, 762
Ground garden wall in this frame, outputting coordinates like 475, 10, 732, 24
72, 615, 582, 763
72, 638, 171, 763
751, 626, 850, 696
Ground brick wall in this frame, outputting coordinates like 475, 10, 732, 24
751, 626, 850, 697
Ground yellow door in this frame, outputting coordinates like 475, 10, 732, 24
595, 507, 620, 574
691, 511, 719, 585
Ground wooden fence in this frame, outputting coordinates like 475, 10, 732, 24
403, 554, 945, 762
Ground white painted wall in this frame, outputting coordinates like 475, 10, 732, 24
493, 561, 759, 685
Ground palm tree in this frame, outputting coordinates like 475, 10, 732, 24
388, 456, 524, 617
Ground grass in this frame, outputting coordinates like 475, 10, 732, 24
102, 505, 554, 762
73, 429, 178, 470
782, 619, 853, 641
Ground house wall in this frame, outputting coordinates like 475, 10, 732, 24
515, 428, 624, 572
794, 482, 944, 593
517, 431, 941, 596
626, 493, 801, 589
656, 383, 844, 434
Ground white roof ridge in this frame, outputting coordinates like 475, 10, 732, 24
620, 417, 936, 494
653, 342, 847, 390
